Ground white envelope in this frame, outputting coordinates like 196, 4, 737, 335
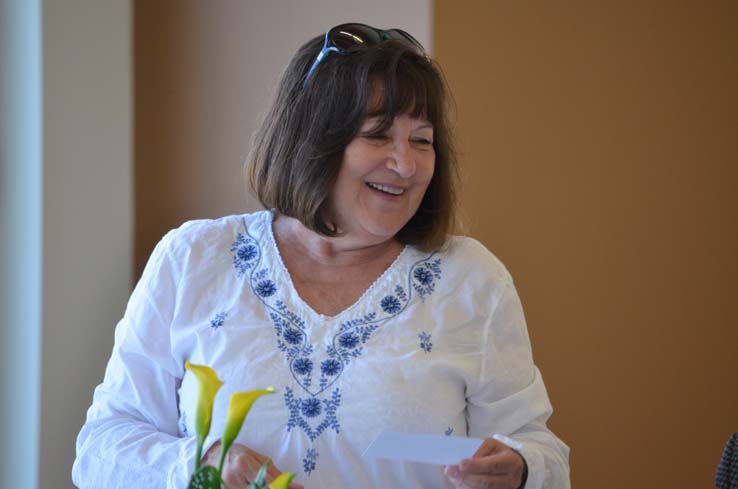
363, 431, 484, 466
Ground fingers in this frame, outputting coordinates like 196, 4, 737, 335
222, 449, 252, 486
265, 460, 305, 489
471, 437, 505, 458
201, 440, 223, 467
265, 458, 282, 481
444, 438, 525, 489
463, 439, 520, 474
234, 449, 262, 475
446, 468, 521, 489
221, 446, 303, 488
248, 450, 275, 478
221, 445, 271, 486
458, 453, 513, 475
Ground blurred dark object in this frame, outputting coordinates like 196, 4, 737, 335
716, 432, 738, 489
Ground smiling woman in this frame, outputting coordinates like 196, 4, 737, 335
327, 113, 436, 245
248, 29, 457, 252
73, 22, 570, 489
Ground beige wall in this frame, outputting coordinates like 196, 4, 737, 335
435, 1, 738, 487
41, 2, 133, 489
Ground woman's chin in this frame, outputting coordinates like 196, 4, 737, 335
351, 222, 407, 246
328, 210, 414, 246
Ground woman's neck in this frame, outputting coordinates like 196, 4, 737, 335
272, 215, 402, 268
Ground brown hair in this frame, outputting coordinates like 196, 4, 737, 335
247, 32, 458, 251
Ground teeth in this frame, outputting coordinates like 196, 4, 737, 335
367, 182, 404, 195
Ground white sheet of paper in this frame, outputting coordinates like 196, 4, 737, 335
363, 431, 484, 466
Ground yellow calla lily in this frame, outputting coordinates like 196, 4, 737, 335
184, 360, 224, 470
217, 387, 275, 474
269, 472, 296, 489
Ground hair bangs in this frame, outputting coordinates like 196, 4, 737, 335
365, 49, 443, 130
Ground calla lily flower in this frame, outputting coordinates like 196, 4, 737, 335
184, 360, 224, 470
268, 472, 296, 489
217, 387, 275, 475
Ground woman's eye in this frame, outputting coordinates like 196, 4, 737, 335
363, 133, 388, 140
413, 138, 433, 145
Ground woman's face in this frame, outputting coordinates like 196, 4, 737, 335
325, 113, 435, 246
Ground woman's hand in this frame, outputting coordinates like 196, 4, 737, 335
202, 441, 304, 489
445, 438, 527, 489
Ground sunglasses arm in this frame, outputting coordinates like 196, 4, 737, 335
303, 46, 339, 87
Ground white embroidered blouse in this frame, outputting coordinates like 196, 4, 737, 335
72, 211, 570, 489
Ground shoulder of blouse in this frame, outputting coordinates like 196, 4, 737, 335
158, 211, 268, 256
441, 235, 515, 288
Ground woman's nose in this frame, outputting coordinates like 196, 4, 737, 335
385, 140, 416, 178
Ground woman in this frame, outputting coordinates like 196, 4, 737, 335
73, 23, 570, 489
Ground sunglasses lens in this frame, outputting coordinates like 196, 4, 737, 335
384, 29, 425, 52
304, 24, 427, 87
329, 24, 382, 52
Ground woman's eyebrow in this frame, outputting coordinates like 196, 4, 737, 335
416, 123, 434, 130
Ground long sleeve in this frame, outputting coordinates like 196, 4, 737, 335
466, 280, 571, 489
72, 231, 196, 488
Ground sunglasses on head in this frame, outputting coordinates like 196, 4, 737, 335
303, 23, 427, 86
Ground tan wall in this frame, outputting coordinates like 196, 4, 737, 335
434, 1, 738, 487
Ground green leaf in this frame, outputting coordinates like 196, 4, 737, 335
188, 466, 222, 489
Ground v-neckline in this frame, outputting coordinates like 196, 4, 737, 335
263, 211, 409, 322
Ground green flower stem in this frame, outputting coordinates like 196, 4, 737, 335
194, 440, 203, 472
216, 441, 227, 480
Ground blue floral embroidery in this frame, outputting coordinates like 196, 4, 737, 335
180, 411, 189, 436
338, 332, 359, 349
293, 358, 313, 375
414, 267, 433, 285
285, 387, 341, 443
283, 328, 303, 345
412, 258, 442, 301
230, 233, 260, 277
333, 313, 379, 364
232, 218, 443, 477
270, 310, 312, 359
303, 448, 319, 475
380, 295, 402, 314
255, 279, 277, 297
320, 358, 341, 376
238, 245, 257, 262
445, 426, 454, 436
419, 331, 433, 353
210, 312, 227, 330
301, 398, 322, 418
394, 284, 408, 302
